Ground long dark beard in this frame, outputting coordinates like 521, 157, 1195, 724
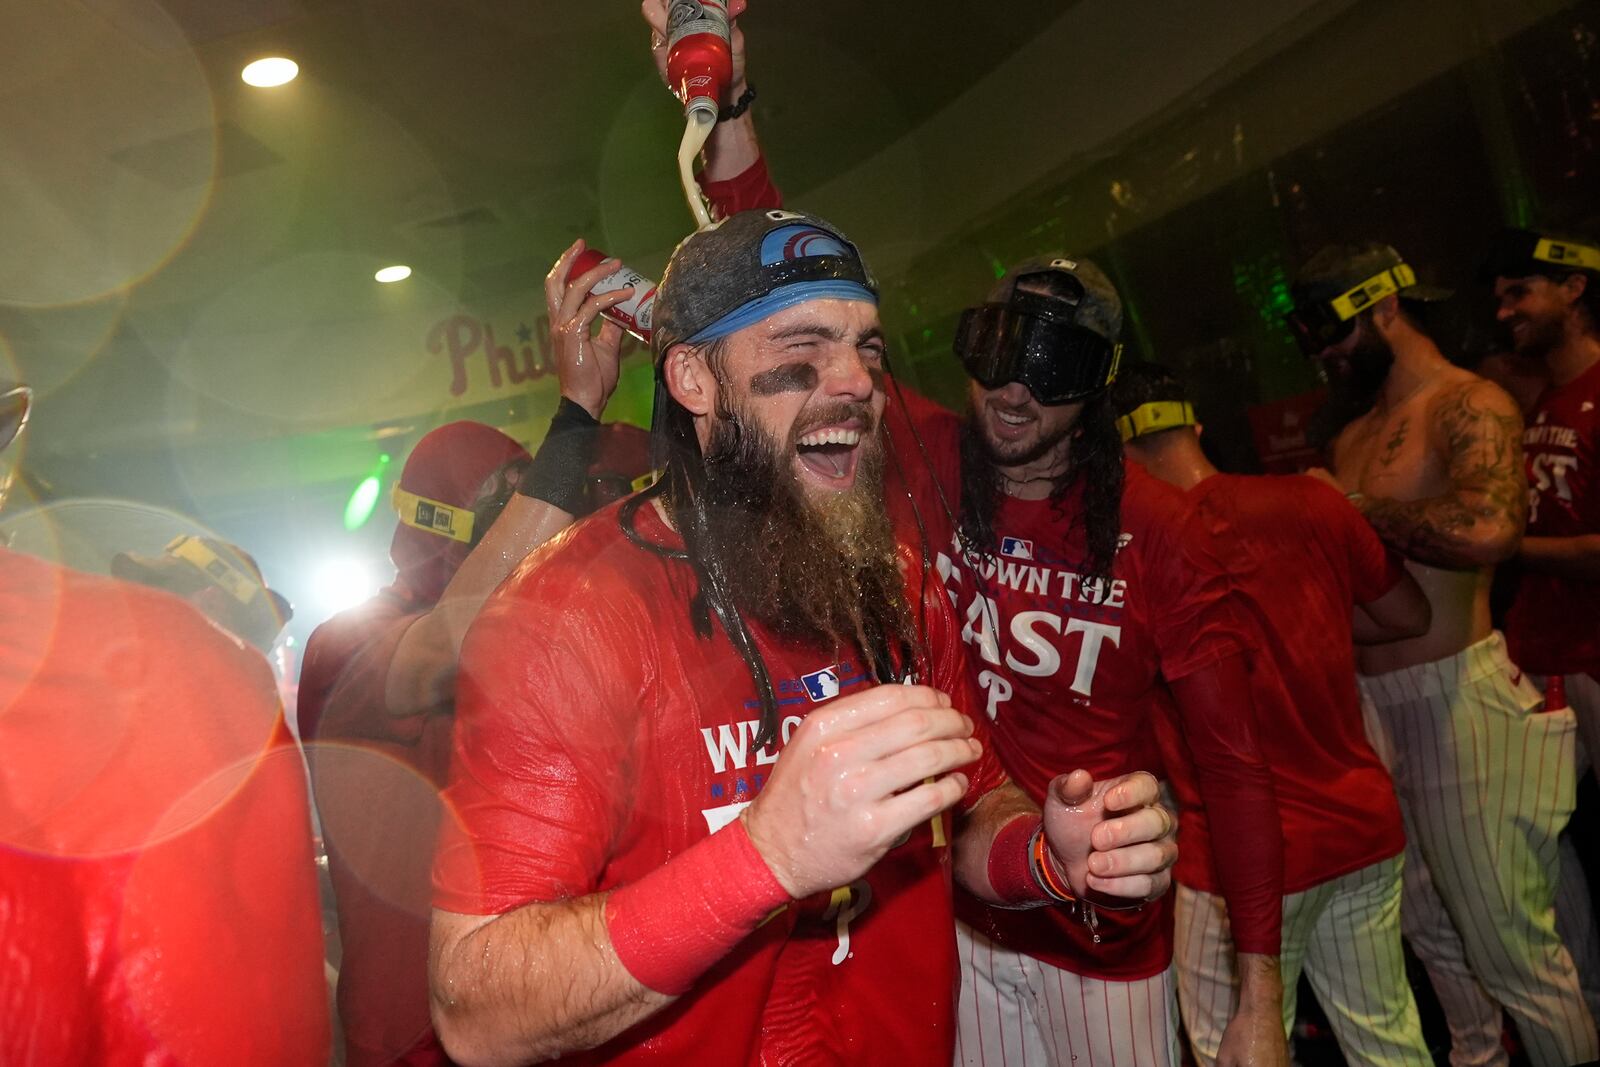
696, 395, 915, 668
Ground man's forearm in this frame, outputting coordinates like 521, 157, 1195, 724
431, 898, 666, 1067
701, 80, 759, 181
1358, 491, 1520, 569
384, 493, 577, 715
1236, 951, 1284, 1010
953, 781, 1039, 903
1518, 533, 1600, 579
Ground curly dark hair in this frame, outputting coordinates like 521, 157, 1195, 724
957, 391, 1125, 582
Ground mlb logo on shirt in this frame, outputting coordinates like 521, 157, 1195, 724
1000, 537, 1034, 560
801, 667, 841, 701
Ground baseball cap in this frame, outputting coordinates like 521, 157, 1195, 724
113, 535, 293, 651
1287, 243, 1452, 355
1478, 227, 1600, 282
987, 256, 1123, 343
650, 209, 879, 356
390, 421, 531, 605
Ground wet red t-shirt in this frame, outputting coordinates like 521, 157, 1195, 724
1508, 358, 1600, 676
435, 499, 1006, 1066
300, 585, 456, 1067
1159, 474, 1406, 895
0, 547, 328, 1065
882, 393, 1259, 979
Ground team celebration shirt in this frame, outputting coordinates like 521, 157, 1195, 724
435, 499, 1006, 1065
1508, 358, 1600, 676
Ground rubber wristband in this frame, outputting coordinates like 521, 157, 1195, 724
985, 815, 1053, 908
604, 818, 791, 996
1031, 826, 1078, 904
520, 397, 601, 514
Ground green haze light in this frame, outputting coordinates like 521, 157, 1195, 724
343, 454, 392, 531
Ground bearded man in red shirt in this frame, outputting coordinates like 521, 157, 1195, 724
427, 210, 1179, 1067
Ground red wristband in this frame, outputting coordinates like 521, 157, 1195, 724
986, 815, 1053, 907
604, 818, 791, 995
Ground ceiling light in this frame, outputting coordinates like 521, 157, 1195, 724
374, 265, 412, 284
241, 57, 298, 88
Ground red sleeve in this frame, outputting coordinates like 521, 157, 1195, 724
1149, 482, 1283, 953
1168, 655, 1284, 955
433, 566, 641, 915
918, 558, 1007, 810
1304, 477, 1405, 604
698, 154, 782, 219
300, 596, 429, 745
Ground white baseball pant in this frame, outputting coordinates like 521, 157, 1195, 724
1408, 671, 1600, 1062
955, 920, 1180, 1067
1359, 633, 1598, 1067
1174, 855, 1431, 1067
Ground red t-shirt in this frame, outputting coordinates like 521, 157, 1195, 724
300, 585, 456, 1067
434, 500, 1006, 1066
700, 155, 783, 219
1508, 358, 1600, 676
883, 394, 1253, 979
0, 548, 328, 1065
1159, 474, 1406, 895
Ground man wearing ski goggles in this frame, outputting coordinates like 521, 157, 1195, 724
1285, 260, 1428, 357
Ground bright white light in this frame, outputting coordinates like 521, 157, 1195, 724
242, 57, 299, 88
312, 558, 376, 616
374, 264, 412, 284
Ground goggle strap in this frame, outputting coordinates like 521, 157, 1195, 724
1329, 263, 1416, 322
1117, 400, 1195, 442
164, 535, 261, 605
393, 485, 476, 544
1533, 238, 1600, 273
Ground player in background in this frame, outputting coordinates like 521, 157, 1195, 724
1483, 224, 1600, 1036
1112, 361, 1435, 1067
1292, 242, 1598, 1067
112, 535, 293, 655
881, 257, 1288, 1067
0, 377, 329, 1064
299, 254, 653, 1066
427, 210, 1178, 1067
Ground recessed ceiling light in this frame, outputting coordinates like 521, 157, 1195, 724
374, 265, 412, 284
241, 57, 298, 88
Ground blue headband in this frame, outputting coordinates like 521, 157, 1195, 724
686, 280, 878, 345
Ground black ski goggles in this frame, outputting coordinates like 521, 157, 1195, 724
954, 299, 1122, 405
1286, 262, 1418, 356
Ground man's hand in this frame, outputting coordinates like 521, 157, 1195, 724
643, 0, 749, 104
1041, 769, 1176, 904
743, 684, 978, 899
545, 239, 628, 418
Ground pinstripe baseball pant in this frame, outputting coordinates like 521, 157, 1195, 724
954, 920, 1181, 1067
1358, 633, 1598, 1067
1174, 856, 1431, 1067
1409, 671, 1600, 1067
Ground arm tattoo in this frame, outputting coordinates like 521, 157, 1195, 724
1359, 381, 1527, 568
